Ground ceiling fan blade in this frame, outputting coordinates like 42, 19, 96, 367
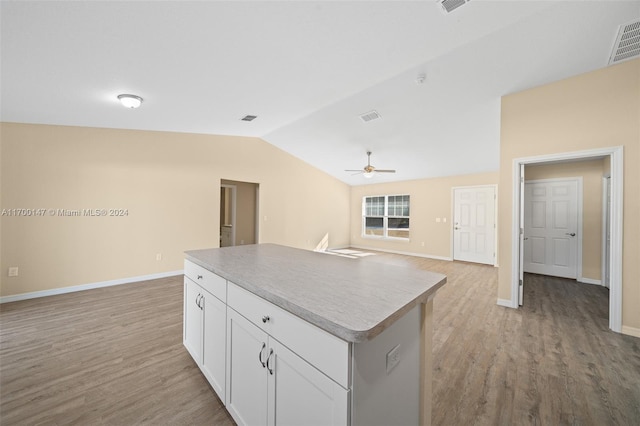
345, 151, 396, 176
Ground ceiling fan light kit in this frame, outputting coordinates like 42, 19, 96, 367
345, 151, 396, 179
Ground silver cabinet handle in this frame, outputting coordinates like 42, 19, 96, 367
565, 232, 576, 237
262, 316, 270, 323
197, 275, 203, 280
266, 349, 274, 375
258, 342, 266, 367
196, 294, 204, 310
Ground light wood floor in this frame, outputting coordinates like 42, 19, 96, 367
1, 254, 639, 425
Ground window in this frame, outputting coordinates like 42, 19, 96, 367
363, 195, 410, 239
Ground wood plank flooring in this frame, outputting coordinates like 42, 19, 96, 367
0, 277, 235, 425
1, 254, 639, 425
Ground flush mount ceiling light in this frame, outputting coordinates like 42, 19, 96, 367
117, 94, 143, 109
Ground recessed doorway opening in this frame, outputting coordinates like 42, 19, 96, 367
510, 146, 623, 333
220, 180, 259, 247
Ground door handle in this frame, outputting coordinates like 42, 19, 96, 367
565, 232, 576, 237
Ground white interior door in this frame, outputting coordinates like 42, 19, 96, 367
524, 178, 579, 279
519, 164, 525, 305
220, 184, 236, 247
603, 176, 611, 289
453, 186, 496, 265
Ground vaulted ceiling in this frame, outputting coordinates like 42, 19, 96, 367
2, 1, 638, 185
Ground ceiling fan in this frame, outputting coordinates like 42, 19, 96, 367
345, 151, 396, 179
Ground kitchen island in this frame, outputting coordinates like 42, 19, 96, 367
183, 244, 446, 426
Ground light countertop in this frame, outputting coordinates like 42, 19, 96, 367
185, 244, 446, 343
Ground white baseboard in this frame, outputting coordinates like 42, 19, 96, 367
578, 277, 602, 285
497, 298, 516, 308
349, 245, 453, 261
621, 325, 640, 338
0, 270, 184, 304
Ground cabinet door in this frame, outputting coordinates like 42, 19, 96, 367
201, 290, 227, 404
183, 278, 202, 365
226, 308, 269, 426
268, 339, 349, 426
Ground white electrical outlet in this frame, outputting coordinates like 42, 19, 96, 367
386, 344, 401, 373
8, 267, 19, 277
156, 253, 162, 261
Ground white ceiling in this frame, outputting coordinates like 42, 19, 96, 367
2, 1, 638, 185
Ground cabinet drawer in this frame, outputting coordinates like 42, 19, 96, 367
228, 282, 350, 388
184, 260, 226, 302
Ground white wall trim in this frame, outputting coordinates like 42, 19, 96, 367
621, 326, 640, 339
508, 146, 623, 334
0, 270, 184, 304
497, 298, 516, 308
350, 245, 453, 261
578, 277, 602, 286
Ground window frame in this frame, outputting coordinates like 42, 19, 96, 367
362, 194, 410, 240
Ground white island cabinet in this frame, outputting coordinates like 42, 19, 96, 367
183, 259, 227, 403
226, 283, 349, 426
184, 244, 446, 426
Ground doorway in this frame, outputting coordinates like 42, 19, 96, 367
510, 147, 623, 332
220, 179, 259, 247
452, 185, 497, 265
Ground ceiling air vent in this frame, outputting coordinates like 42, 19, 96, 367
359, 110, 381, 123
609, 19, 640, 65
241, 115, 257, 122
440, 0, 470, 14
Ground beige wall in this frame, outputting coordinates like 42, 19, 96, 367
525, 159, 605, 281
499, 58, 640, 333
0, 123, 351, 297
350, 172, 499, 259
